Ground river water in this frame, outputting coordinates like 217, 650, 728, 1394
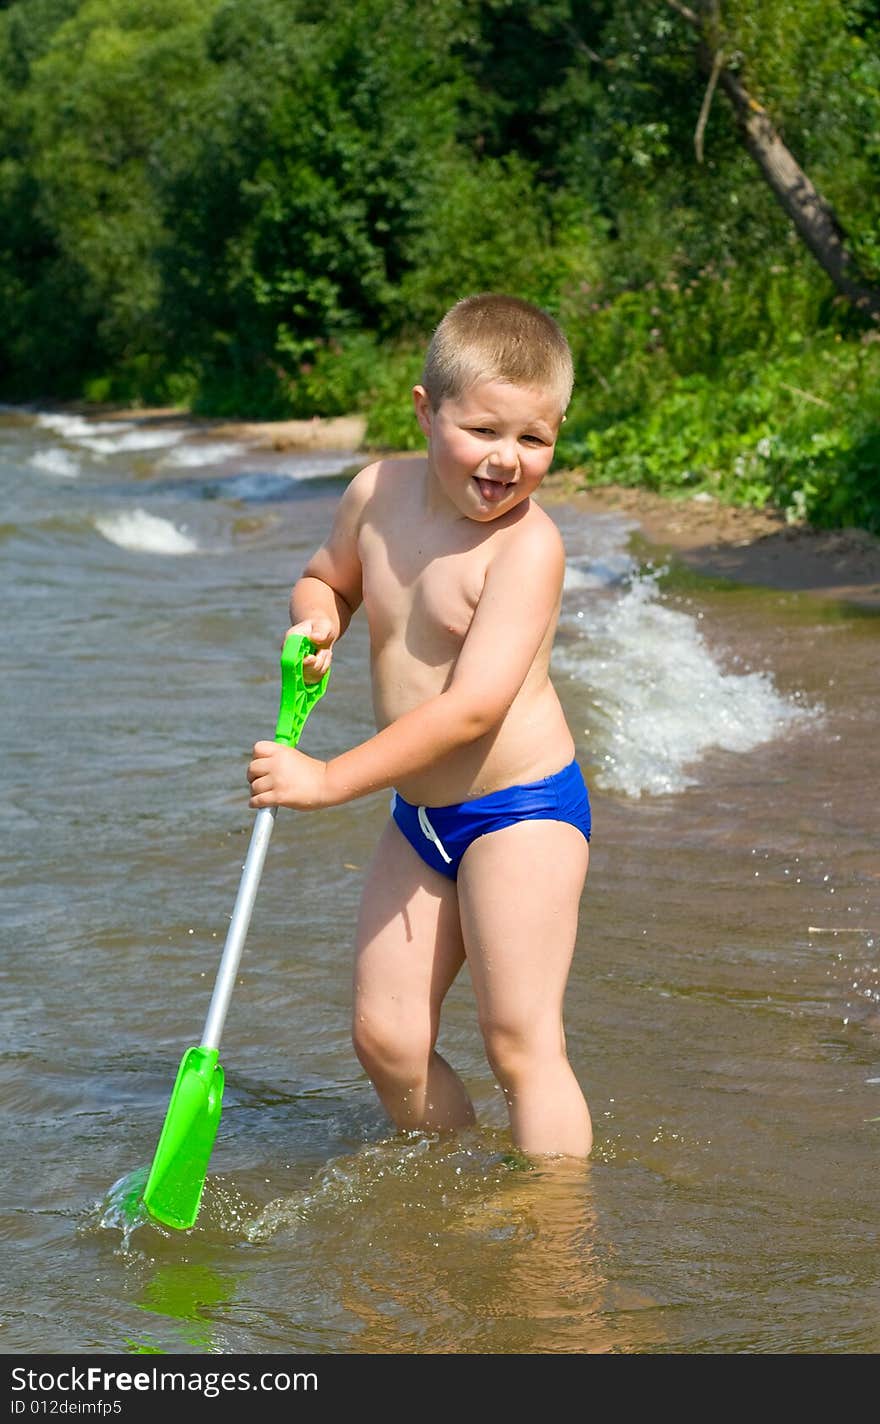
1, 406, 877, 1356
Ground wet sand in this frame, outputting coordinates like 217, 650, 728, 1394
542, 478, 880, 612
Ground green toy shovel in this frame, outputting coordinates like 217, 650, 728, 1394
141, 634, 329, 1230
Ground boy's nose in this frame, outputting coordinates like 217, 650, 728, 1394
487, 439, 518, 473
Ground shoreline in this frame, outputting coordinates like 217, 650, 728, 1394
29, 401, 880, 610
539, 475, 880, 611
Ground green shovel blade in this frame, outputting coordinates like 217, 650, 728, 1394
141, 1047, 224, 1230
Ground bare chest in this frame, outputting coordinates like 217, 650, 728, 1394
359, 522, 489, 655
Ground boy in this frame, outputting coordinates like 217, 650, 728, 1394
247, 293, 593, 1158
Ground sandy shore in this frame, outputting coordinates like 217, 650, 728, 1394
211, 413, 369, 451
66, 404, 880, 610
539, 477, 880, 611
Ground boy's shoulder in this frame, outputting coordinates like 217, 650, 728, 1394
336, 455, 424, 525
346, 453, 426, 494
467, 498, 566, 596
497, 496, 565, 562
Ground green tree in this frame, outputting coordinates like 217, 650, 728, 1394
25, 0, 219, 367
151, 0, 470, 411
663, 0, 880, 317
0, 0, 89, 391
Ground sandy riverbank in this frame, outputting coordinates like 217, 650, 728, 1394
539, 475, 880, 611
66, 403, 880, 610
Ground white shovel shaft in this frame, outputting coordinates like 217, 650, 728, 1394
200, 806, 277, 1051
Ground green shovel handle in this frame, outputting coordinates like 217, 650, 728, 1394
141, 633, 330, 1232
273, 633, 330, 746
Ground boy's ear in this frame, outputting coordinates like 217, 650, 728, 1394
412, 385, 433, 438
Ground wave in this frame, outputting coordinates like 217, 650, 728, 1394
34, 410, 185, 457
78, 428, 185, 455
93, 508, 199, 555
158, 441, 246, 469
29, 447, 81, 479
35, 413, 135, 440
556, 568, 817, 797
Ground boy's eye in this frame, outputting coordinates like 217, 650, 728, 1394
468, 428, 548, 444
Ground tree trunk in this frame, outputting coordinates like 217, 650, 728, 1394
665, 1, 880, 321
715, 62, 880, 321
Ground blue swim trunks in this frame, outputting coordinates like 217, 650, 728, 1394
390, 759, 591, 881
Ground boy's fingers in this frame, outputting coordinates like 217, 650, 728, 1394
284, 621, 334, 654
283, 624, 310, 650
303, 618, 335, 647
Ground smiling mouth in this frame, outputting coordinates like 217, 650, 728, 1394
474, 475, 513, 502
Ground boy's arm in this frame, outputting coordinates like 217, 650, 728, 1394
284, 465, 369, 680
249, 515, 565, 809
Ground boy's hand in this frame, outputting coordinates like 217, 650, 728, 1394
284, 619, 334, 685
247, 742, 331, 810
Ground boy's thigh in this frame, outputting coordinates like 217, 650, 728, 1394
354, 818, 466, 1014
457, 818, 589, 1025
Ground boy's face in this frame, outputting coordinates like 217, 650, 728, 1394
413, 379, 563, 523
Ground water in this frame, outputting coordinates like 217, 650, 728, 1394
1, 405, 878, 1356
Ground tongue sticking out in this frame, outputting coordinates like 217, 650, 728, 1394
476, 477, 510, 503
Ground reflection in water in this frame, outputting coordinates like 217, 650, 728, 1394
131, 1264, 235, 1354
463, 1160, 659, 1354
96, 1168, 239, 1353
249, 1135, 664, 1353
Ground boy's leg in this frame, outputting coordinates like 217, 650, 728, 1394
457, 819, 591, 1158
352, 818, 476, 1133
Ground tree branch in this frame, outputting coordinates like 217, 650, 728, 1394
664, 0, 701, 28
694, 48, 724, 162
662, 0, 880, 320
562, 23, 608, 67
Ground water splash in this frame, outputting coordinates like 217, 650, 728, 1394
557, 569, 818, 797
94, 1166, 268, 1250
244, 1132, 533, 1243
98, 1166, 152, 1251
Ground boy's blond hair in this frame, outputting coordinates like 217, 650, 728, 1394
421, 293, 574, 416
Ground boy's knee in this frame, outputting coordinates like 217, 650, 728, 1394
479, 1018, 524, 1081
480, 1017, 561, 1084
351, 1009, 434, 1079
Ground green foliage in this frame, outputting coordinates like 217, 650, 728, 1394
396, 157, 606, 331
0, 0, 878, 530
559, 315, 880, 533
151, 0, 466, 405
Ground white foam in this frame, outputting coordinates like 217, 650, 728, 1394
78, 428, 184, 455
276, 452, 361, 480
34, 411, 183, 456
29, 447, 81, 479
557, 571, 816, 798
35, 413, 134, 440
93, 509, 198, 555
158, 440, 245, 468
563, 553, 634, 591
